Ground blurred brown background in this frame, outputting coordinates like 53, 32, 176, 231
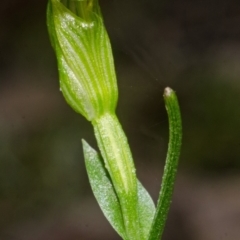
1, 0, 240, 239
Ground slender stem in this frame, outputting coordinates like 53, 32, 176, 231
148, 87, 182, 240
92, 113, 142, 240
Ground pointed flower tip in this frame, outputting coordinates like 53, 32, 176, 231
60, 0, 100, 22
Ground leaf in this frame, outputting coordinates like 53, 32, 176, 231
82, 139, 127, 240
137, 181, 156, 240
83, 139, 156, 240
147, 87, 182, 240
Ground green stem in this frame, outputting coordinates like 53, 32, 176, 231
148, 87, 182, 240
92, 113, 142, 240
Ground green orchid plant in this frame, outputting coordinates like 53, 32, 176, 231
47, 0, 182, 240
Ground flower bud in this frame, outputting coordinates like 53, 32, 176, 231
47, 0, 118, 121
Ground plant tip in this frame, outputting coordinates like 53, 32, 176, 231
164, 87, 173, 97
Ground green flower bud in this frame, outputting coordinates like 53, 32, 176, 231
47, 0, 118, 121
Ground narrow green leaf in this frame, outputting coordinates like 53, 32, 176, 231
83, 139, 155, 240
137, 181, 155, 240
148, 87, 182, 240
82, 139, 127, 240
